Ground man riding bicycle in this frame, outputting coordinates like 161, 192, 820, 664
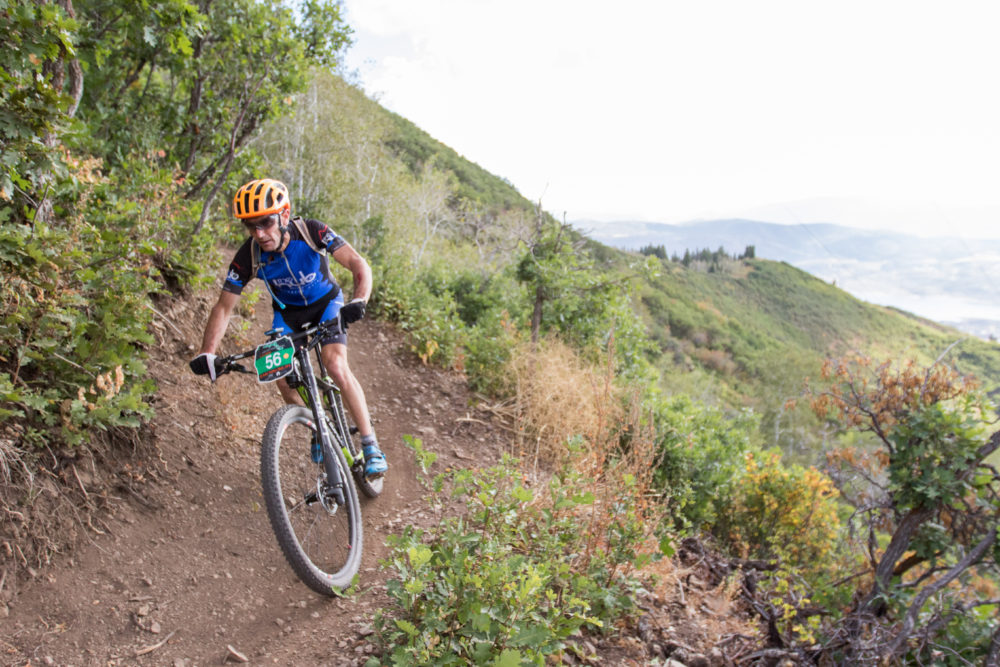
189, 178, 387, 477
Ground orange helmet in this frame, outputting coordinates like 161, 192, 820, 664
233, 179, 290, 219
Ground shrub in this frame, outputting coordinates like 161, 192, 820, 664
794, 355, 1000, 664
650, 395, 760, 531
0, 158, 206, 446
372, 454, 664, 666
713, 450, 841, 568
505, 337, 622, 468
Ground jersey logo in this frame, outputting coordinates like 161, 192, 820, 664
226, 269, 241, 284
320, 230, 337, 246
270, 270, 317, 289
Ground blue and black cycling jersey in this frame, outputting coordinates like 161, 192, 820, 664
222, 218, 346, 308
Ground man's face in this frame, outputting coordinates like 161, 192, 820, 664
242, 209, 287, 251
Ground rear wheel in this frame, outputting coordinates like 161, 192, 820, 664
355, 462, 384, 498
260, 405, 363, 595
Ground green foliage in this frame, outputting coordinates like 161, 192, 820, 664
796, 357, 1000, 663
888, 399, 986, 512
514, 217, 653, 376
72, 0, 351, 228
0, 0, 352, 458
0, 160, 203, 444
401, 434, 437, 475
0, 0, 80, 208
373, 456, 659, 665
650, 395, 760, 531
371, 261, 468, 369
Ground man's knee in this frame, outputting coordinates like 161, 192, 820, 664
321, 346, 351, 380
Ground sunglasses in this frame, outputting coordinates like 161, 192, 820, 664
242, 214, 278, 232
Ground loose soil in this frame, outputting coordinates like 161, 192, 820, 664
1, 282, 757, 666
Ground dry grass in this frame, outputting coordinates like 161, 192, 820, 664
506, 336, 625, 470
505, 335, 668, 584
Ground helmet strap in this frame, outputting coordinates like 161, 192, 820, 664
276, 208, 290, 249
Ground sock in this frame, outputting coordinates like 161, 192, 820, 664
361, 434, 378, 449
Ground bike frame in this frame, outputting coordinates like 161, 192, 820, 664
218, 317, 354, 500
294, 341, 361, 469
280, 320, 356, 501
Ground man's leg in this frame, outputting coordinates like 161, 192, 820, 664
320, 343, 387, 475
276, 377, 300, 405
320, 343, 372, 436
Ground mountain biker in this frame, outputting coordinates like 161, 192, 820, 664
188, 178, 388, 477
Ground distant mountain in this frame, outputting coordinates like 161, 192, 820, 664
576, 219, 1000, 339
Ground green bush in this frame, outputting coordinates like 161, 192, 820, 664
650, 395, 760, 531
370, 261, 468, 369
0, 159, 208, 446
371, 456, 655, 665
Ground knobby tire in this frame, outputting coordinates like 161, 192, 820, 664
260, 404, 363, 595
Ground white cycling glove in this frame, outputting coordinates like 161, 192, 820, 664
189, 353, 219, 381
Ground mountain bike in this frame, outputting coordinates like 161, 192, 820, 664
214, 315, 382, 595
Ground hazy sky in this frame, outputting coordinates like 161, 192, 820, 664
340, 1, 1000, 239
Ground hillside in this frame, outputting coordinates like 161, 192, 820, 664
581, 218, 1000, 338
2, 280, 750, 666
4, 6, 997, 661
360, 93, 1000, 427
620, 250, 1000, 458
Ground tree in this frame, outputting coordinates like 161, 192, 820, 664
409, 161, 455, 267
0, 0, 85, 222
514, 205, 646, 366
639, 243, 666, 260
69, 0, 352, 231
808, 354, 1000, 664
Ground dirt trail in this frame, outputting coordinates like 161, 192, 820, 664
2, 286, 506, 667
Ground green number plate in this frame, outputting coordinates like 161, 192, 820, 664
254, 336, 294, 383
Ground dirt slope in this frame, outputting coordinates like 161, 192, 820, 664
2, 286, 507, 667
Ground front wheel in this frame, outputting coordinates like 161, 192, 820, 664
261, 405, 363, 595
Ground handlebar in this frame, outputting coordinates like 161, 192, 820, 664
213, 314, 344, 377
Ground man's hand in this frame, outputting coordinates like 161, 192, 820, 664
340, 298, 367, 327
189, 353, 219, 381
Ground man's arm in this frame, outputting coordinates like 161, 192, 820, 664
198, 290, 241, 354
331, 242, 372, 302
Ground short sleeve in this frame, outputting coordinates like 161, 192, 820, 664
222, 240, 254, 295
305, 218, 346, 253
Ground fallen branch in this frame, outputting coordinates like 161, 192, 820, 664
135, 630, 175, 656
738, 647, 802, 663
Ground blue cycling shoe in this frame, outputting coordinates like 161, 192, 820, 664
363, 444, 388, 477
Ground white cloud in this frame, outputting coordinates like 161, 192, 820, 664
341, 0, 1000, 238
